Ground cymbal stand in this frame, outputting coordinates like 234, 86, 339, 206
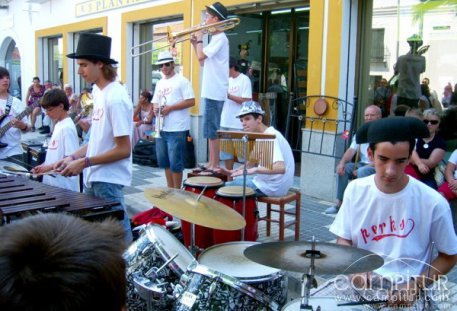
188, 186, 208, 257
241, 134, 248, 241
300, 237, 319, 310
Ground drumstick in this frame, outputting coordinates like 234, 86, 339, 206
337, 299, 387, 306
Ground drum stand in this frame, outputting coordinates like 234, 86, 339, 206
299, 238, 319, 310
240, 134, 248, 241
188, 187, 208, 257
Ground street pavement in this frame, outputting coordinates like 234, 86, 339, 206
21, 129, 457, 309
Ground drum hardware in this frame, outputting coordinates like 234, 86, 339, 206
145, 187, 246, 257
124, 223, 196, 311
199, 242, 287, 308
245, 239, 384, 311
144, 187, 246, 230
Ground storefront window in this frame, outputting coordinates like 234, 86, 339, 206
47, 37, 63, 88
369, 0, 457, 116
135, 19, 183, 96
5, 40, 21, 99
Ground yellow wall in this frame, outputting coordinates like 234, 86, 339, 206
306, 0, 342, 130
35, 17, 108, 84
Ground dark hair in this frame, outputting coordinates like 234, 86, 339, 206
40, 88, 70, 111
141, 90, 152, 102
0, 66, 10, 79
369, 139, 415, 155
0, 213, 126, 311
32, 76, 40, 82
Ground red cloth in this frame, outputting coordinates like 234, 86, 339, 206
131, 207, 173, 226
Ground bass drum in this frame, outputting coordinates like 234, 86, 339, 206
124, 223, 196, 311
174, 263, 279, 311
282, 297, 365, 310
198, 241, 287, 308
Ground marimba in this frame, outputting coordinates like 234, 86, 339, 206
0, 174, 123, 224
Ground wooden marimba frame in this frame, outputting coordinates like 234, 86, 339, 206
0, 174, 123, 224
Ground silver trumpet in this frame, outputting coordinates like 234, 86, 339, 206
154, 97, 166, 139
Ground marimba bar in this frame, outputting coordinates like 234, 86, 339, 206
0, 174, 123, 224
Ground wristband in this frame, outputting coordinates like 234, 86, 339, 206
84, 157, 92, 168
197, 40, 203, 44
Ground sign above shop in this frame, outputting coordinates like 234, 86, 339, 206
75, 0, 149, 17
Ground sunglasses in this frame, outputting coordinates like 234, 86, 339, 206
423, 119, 439, 125
159, 62, 171, 68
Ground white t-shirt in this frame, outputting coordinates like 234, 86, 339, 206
349, 136, 370, 164
330, 175, 457, 280
220, 73, 252, 129
0, 96, 28, 159
202, 32, 229, 100
84, 82, 133, 187
43, 117, 79, 192
151, 74, 194, 132
448, 149, 457, 179
253, 127, 295, 196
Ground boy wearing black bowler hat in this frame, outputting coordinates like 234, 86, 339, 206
53, 33, 134, 242
191, 2, 229, 172
315, 117, 457, 308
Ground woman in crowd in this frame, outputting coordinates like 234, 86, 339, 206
405, 108, 446, 189
25, 76, 45, 131
132, 90, 153, 147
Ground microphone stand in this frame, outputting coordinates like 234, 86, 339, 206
241, 134, 248, 241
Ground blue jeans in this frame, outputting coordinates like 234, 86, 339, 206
336, 163, 375, 201
203, 98, 224, 139
225, 175, 266, 197
155, 131, 187, 172
84, 181, 133, 243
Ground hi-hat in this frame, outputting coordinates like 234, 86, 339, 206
144, 187, 246, 230
244, 241, 383, 274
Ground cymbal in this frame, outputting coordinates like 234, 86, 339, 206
244, 241, 384, 274
144, 187, 246, 230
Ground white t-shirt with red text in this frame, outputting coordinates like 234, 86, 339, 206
330, 175, 457, 279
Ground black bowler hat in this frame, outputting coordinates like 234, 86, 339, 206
356, 116, 429, 144
206, 2, 228, 21
67, 33, 118, 64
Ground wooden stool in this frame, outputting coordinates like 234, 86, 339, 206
257, 189, 301, 240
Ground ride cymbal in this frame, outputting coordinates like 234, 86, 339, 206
144, 187, 246, 230
244, 241, 384, 274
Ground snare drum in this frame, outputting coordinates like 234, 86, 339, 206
199, 242, 288, 308
124, 223, 196, 311
182, 176, 224, 250
174, 262, 278, 311
282, 297, 365, 310
213, 186, 258, 243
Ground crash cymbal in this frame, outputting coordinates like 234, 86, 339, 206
144, 187, 246, 230
244, 241, 384, 274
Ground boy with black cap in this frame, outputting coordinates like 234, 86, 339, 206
53, 33, 133, 242
315, 117, 457, 308
191, 1, 229, 171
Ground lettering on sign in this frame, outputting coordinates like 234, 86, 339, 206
75, 0, 149, 17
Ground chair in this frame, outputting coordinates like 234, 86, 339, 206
257, 189, 301, 240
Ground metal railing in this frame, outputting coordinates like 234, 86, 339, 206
285, 94, 356, 159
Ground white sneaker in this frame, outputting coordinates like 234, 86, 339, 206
325, 206, 339, 214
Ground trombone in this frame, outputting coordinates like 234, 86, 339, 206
131, 17, 240, 58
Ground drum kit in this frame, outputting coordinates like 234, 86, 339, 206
125, 182, 385, 311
